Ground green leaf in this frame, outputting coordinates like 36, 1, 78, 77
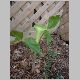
24, 38, 41, 56
48, 15, 60, 29
44, 31, 52, 45
34, 23, 47, 43
10, 31, 23, 41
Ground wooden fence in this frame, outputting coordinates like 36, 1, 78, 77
10, 1, 69, 41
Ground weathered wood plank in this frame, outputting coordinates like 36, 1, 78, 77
59, 22, 69, 35
13, 2, 30, 22
19, 1, 54, 31
22, 1, 65, 32
30, 1, 54, 22
60, 13, 69, 26
39, 1, 65, 24
10, 1, 41, 31
10, 1, 27, 17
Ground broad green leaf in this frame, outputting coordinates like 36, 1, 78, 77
34, 23, 47, 43
48, 15, 60, 29
44, 31, 52, 45
24, 38, 41, 56
10, 31, 23, 41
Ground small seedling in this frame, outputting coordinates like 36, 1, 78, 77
10, 15, 60, 56
10, 15, 60, 55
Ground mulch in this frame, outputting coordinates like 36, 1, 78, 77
10, 31, 69, 79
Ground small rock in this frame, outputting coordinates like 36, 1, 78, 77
63, 42, 66, 45
66, 44, 68, 46
13, 66, 16, 69
35, 69, 40, 73
21, 59, 28, 67
35, 64, 40, 69
14, 49, 20, 54
57, 53, 61, 54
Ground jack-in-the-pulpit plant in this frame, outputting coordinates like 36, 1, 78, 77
10, 15, 60, 56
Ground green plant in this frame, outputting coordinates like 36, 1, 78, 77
10, 31, 23, 43
10, 15, 60, 71
10, 15, 60, 56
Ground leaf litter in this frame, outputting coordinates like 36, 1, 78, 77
10, 30, 69, 79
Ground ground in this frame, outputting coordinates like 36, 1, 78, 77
10, 30, 69, 79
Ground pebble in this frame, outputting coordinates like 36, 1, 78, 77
13, 66, 16, 69
57, 53, 61, 54
66, 44, 68, 46
63, 42, 66, 45
14, 49, 20, 54
35, 69, 40, 73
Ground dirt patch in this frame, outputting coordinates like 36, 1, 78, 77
10, 31, 69, 79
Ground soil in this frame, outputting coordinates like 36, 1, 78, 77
10, 30, 69, 79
